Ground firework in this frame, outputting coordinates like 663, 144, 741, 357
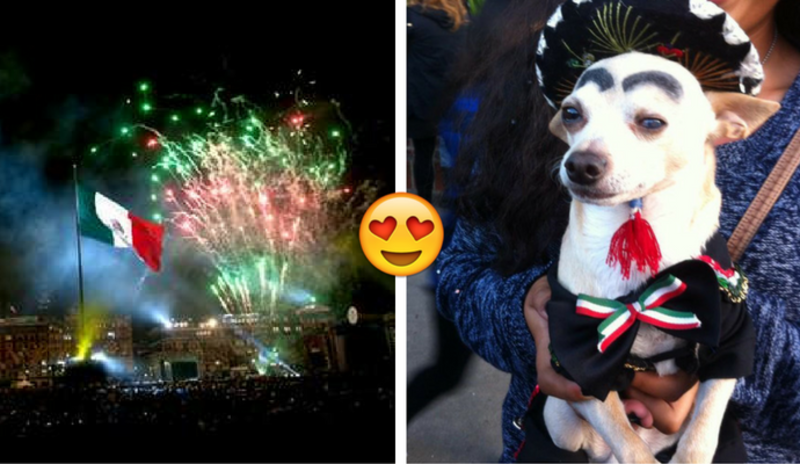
156, 116, 372, 316
82, 82, 373, 318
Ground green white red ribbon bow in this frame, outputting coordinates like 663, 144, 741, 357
576, 275, 702, 353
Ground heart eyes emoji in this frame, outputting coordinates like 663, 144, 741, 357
359, 193, 444, 276
369, 216, 434, 241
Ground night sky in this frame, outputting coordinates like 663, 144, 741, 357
0, 4, 395, 321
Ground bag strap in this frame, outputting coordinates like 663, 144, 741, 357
728, 128, 800, 261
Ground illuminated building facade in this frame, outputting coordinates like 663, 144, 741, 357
65, 314, 134, 371
146, 305, 341, 380
0, 317, 61, 386
0, 315, 133, 385
0, 305, 394, 384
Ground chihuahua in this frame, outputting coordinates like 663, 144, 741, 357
542, 51, 779, 463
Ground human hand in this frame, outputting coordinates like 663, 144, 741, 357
624, 380, 700, 435
631, 370, 698, 403
524, 276, 588, 402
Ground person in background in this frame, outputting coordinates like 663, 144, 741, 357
407, 0, 488, 424
436, 0, 800, 461
407, 0, 468, 203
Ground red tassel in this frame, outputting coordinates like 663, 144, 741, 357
606, 211, 662, 279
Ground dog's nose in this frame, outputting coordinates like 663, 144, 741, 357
565, 151, 607, 185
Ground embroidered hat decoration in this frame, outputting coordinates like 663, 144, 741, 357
535, 0, 764, 108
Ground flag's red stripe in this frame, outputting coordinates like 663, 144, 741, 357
129, 213, 165, 272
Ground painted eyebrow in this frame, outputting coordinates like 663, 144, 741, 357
575, 68, 614, 92
622, 71, 683, 101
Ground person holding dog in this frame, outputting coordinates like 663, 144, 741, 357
436, 0, 800, 461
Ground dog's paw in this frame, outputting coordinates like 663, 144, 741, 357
630, 457, 659, 464
668, 446, 715, 464
617, 446, 660, 464
634, 455, 660, 464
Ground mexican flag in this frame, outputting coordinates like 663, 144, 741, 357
77, 186, 165, 272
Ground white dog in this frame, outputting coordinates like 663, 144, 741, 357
542, 52, 778, 464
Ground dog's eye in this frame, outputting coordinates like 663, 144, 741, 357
639, 118, 666, 130
562, 107, 583, 124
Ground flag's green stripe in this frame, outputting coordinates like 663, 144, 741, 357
77, 186, 114, 245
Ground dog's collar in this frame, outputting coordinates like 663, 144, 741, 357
552, 344, 699, 373
624, 345, 699, 373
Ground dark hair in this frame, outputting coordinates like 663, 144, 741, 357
448, 0, 569, 275
777, 0, 800, 51
408, 0, 469, 31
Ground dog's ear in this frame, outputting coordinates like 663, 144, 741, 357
549, 110, 569, 142
706, 91, 781, 146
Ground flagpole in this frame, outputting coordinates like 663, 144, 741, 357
72, 164, 85, 353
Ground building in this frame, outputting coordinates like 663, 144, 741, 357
0, 314, 134, 385
145, 306, 340, 381
0, 304, 393, 385
295, 305, 339, 373
64, 314, 134, 372
0, 317, 59, 386
145, 320, 255, 380
332, 307, 395, 376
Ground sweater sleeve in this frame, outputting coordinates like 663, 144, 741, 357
435, 220, 556, 382
731, 288, 800, 453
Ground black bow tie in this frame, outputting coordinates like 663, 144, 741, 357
546, 259, 722, 400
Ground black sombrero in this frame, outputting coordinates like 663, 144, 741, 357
535, 0, 764, 108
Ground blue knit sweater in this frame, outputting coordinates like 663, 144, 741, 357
436, 73, 800, 463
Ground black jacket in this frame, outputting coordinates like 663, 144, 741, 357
546, 233, 755, 400
407, 4, 467, 139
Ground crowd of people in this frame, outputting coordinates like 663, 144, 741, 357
0, 373, 394, 461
